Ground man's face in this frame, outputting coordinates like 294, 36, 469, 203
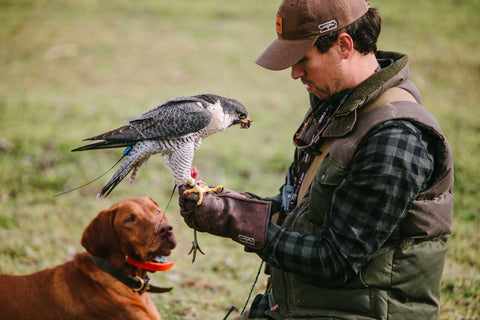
291, 45, 344, 100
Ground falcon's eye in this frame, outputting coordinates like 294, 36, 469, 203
238, 112, 247, 119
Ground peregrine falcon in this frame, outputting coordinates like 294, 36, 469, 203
72, 94, 251, 198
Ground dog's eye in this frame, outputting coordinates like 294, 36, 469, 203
125, 215, 136, 223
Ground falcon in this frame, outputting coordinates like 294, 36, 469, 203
72, 94, 251, 200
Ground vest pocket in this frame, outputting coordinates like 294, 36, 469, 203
314, 155, 348, 186
308, 155, 349, 225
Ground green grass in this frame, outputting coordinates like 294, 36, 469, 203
1, 0, 479, 318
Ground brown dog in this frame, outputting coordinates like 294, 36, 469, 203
0, 197, 176, 320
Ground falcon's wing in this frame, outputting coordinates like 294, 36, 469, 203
85, 98, 212, 142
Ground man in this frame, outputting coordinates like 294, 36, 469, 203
179, 0, 454, 319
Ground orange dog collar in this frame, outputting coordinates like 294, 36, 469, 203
126, 256, 174, 272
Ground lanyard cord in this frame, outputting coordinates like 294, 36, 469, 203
288, 89, 354, 212
241, 260, 265, 315
222, 260, 264, 319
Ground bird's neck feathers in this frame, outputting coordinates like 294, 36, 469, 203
205, 100, 230, 135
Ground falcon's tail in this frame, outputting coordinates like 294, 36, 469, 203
72, 124, 139, 152
72, 140, 130, 152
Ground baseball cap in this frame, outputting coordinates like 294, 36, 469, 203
256, 0, 369, 70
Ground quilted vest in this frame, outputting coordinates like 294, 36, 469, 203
265, 52, 454, 320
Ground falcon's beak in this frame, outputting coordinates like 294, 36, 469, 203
240, 118, 252, 129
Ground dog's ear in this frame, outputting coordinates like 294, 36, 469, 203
81, 208, 123, 266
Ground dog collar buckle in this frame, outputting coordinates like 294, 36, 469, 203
132, 276, 151, 293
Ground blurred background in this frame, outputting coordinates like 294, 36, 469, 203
1, 0, 479, 318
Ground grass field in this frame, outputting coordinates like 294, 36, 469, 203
1, 0, 479, 319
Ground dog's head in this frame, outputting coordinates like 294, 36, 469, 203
81, 197, 176, 268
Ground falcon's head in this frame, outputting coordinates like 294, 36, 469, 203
197, 94, 252, 135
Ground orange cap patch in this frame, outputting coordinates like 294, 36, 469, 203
276, 16, 283, 34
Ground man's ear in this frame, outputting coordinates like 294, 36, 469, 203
81, 208, 124, 267
337, 32, 354, 59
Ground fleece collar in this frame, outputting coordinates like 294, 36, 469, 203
311, 51, 410, 138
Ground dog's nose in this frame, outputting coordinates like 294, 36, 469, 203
158, 222, 173, 235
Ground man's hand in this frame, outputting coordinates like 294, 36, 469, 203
178, 185, 271, 250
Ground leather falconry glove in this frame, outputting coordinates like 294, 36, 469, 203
178, 186, 271, 250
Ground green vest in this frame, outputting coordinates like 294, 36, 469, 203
265, 52, 454, 320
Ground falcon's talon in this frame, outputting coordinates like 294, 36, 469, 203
184, 183, 224, 205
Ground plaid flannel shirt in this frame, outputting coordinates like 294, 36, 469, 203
249, 119, 434, 318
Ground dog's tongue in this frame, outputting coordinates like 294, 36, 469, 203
126, 256, 174, 272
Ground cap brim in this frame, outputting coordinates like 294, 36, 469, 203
255, 37, 317, 71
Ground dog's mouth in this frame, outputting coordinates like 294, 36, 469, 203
140, 249, 168, 264
135, 223, 176, 263
155, 243, 175, 258
146, 238, 176, 261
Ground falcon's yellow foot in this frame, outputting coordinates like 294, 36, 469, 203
184, 183, 223, 205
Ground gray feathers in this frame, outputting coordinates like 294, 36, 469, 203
72, 94, 250, 197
